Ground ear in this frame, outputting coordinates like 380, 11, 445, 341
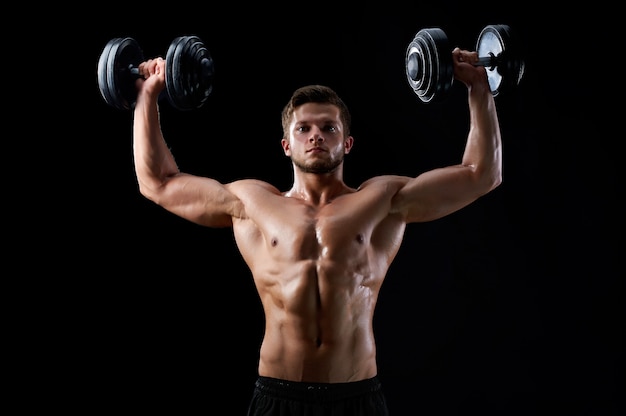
281, 137, 291, 156
344, 136, 354, 154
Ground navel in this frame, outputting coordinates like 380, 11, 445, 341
356, 234, 364, 244
271, 237, 278, 247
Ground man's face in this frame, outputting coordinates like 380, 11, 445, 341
282, 103, 353, 174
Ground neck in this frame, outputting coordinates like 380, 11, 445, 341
286, 170, 349, 205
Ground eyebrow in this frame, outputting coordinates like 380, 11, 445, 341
295, 118, 337, 125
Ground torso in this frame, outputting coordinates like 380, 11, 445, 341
229, 176, 408, 383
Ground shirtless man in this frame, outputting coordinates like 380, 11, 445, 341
132, 46, 502, 415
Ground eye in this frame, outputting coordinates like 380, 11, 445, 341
297, 126, 310, 132
324, 125, 337, 132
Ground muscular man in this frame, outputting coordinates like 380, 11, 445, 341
132, 46, 501, 415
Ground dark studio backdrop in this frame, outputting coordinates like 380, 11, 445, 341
62, 3, 621, 415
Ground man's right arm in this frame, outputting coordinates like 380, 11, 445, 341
132, 58, 240, 228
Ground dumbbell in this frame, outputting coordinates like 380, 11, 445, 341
405, 24, 525, 103
97, 36, 214, 111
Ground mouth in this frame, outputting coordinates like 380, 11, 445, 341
307, 147, 327, 153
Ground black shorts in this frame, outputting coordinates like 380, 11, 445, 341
247, 375, 390, 416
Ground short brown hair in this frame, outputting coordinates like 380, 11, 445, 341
281, 85, 351, 139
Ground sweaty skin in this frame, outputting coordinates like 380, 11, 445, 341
132, 48, 501, 383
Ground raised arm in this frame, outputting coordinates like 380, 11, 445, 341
392, 47, 502, 223
132, 57, 240, 227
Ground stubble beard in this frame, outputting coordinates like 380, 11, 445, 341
292, 154, 344, 174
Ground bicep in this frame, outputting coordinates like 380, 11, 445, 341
392, 165, 482, 223
154, 173, 242, 227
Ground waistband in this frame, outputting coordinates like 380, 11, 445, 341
254, 376, 382, 402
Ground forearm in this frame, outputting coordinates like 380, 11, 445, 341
462, 81, 502, 189
133, 91, 180, 197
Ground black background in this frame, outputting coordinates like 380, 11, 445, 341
51, 3, 621, 415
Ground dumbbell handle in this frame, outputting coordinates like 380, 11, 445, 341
475, 53, 499, 69
127, 58, 212, 77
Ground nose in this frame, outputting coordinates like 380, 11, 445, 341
309, 129, 324, 143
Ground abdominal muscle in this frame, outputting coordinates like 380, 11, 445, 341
254, 255, 381, 383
